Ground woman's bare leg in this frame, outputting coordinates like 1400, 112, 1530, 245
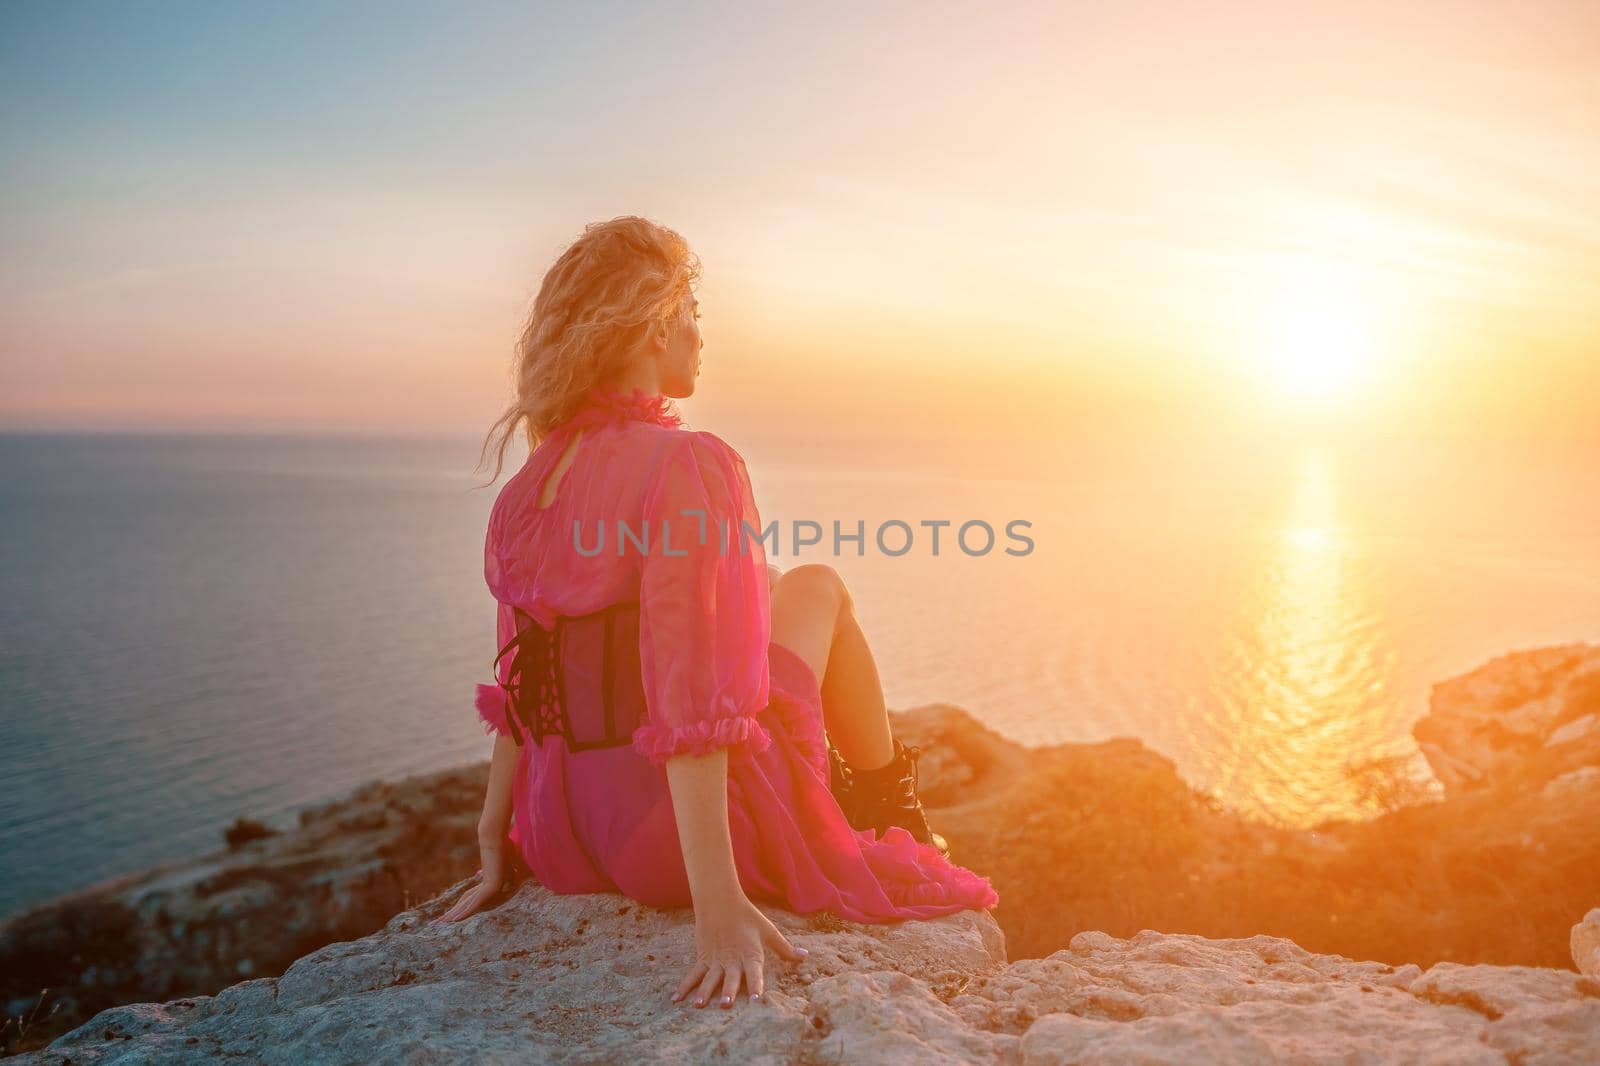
769, 564, 895, 772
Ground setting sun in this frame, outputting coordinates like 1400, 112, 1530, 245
1257, 262, 1381, 405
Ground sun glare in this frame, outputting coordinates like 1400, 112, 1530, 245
1256, 262, 1379, 406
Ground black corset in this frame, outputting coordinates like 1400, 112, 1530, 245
492, 601, 649, 752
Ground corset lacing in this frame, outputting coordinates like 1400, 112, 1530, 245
490, 602, 646, 753
493, 607, 568, 749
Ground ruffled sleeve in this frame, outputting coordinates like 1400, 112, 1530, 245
476, 682, 513, 738
631, 431, 773, 765
475, 601, 515, 737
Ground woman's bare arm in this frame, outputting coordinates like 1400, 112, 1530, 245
433, 732, 522, 925
664, 749, 745, 904
664, 748, 805, 1008
478, 732, 520, 846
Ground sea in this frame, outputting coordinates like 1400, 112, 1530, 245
2, 426, 1596, 918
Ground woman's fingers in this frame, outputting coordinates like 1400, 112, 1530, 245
765, 922, 808, 963
429, 830, 520, 927
744, 956, 765, 1001
441, 891, 478, 923
691, 962, 725, 1008
716, 962, 744, 1009
672, 960, 707, 1004
431, 880, 496, 925
435, 889, 472, 924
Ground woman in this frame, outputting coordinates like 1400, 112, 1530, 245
433, 216, 999, 1011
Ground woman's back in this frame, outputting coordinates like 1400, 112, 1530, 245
484, 389, 692, 625
475, 388, 771, 904
472, 386, 998, 920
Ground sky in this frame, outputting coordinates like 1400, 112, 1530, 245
2, 0, 1597, 453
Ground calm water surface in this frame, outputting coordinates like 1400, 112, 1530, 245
1, 428, 1596, 917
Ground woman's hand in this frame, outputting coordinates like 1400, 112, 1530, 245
672, 890, 808, 1008
434, 735, 523, 925
431, 831, 516, 925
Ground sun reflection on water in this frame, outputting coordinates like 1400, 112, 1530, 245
1213, 446, 1398, 826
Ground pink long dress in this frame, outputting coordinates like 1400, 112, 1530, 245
474, 386, 999, 921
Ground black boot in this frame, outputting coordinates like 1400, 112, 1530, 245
830, 737, 951, 859
828, 741, 853, 808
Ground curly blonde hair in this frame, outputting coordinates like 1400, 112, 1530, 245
476, 215, 701, 484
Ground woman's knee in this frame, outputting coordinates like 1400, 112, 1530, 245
776, 562, 851, 614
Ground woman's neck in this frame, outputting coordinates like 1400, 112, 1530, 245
600, 362, 662, 396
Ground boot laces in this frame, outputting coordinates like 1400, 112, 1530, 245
894, 744, 922, 806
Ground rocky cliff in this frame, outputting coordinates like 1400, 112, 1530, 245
1414, 642, 1600, 797
22, 880, 1600, 1064
4, 641, 1598, 1057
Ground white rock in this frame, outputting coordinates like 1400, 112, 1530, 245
1542, 765, 1600, 800
1548, 713, 1599, 748
1574, 908, 1600, 978
35, 884, 1600, 1065
1414, 643, 1600, 795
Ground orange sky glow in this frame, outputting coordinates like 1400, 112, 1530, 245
2, 2, 1596, 453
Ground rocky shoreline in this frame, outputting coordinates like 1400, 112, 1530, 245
4, 641, 1597, 1058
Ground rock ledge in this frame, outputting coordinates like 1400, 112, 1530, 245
29, 879, 1600, 1065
